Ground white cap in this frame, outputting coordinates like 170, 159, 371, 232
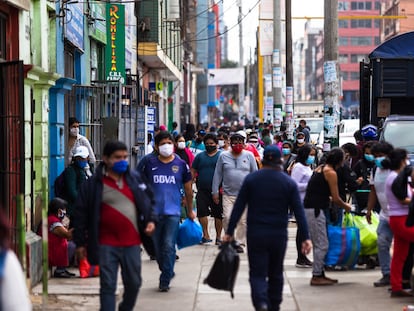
236, 130, 247, 142
73, 146, 89, 159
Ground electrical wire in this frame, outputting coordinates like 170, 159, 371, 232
138, 0, 261, 53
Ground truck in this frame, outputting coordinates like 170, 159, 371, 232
360, 31, 414, 161
360, 31, 414, 129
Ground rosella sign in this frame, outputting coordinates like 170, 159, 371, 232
105, 3, 125, 83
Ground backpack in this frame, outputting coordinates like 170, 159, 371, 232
54, 169, 67, 199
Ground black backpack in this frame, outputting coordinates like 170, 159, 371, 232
54, 169, 67, 199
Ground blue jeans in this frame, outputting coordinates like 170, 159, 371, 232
99, 245, 142, 311
152, 215, 180, 287
377, 218, 393, 277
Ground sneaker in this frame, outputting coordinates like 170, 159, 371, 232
374, 275, 390, 287
295, 258, 312, 268
159, 285, 170, 292
64, 269, 76, 277
310, 275, 335, 286
200, 237, 213, 244
215, 239, 222, 246
53, 270, 73, 278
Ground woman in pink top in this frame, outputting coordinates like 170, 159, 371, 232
385, 148, 414, 297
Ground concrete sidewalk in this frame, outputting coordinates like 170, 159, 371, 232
32, 223, 412, 310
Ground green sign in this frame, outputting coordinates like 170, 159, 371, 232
156, 82, 163, 91
90, 3, 106, 44
105, 3, 125, 83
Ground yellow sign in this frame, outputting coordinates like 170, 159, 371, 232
156, 82, 163, 91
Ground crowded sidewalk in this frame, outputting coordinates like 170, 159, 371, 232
32, 222, 411, 311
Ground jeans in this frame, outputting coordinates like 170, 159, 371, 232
99, 245, 142, 311
377, 218, 393, 277
152, 215, 180, 287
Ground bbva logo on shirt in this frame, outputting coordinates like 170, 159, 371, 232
153, 175, 176, 184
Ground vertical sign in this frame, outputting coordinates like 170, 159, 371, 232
106, 3, 126, 83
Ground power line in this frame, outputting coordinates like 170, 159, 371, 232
138, 0, 261, 53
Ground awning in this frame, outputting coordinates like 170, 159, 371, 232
5, 0, 30, 11
369, 31, 414, 59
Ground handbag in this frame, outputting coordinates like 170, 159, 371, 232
352, 212, 379, 256
325, 213, 361, 267
176, 219, 202, 249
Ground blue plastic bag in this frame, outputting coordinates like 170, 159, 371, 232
176, 219, 202, 249
325, 213, 361, 267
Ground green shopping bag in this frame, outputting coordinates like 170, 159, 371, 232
352, 212, 379, 256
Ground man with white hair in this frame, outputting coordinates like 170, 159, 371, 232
212, 132, 258, 253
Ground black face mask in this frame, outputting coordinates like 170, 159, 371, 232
205, 145, 217, 153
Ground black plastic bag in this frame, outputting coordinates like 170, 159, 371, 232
204, 241, 240, 298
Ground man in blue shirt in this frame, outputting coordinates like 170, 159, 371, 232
224, 145, 312, 311
142, 131, 196, 292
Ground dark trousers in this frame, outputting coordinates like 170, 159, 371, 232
247, 233, 287, 311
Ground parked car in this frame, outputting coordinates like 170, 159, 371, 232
379, 115, 414, 164
339, 119, 359, 146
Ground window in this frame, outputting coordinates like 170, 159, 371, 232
339, 54, 348, 63
375, 36, 381, 45
375, 20, 380, 28
350, 72, 360, 80
64, 43, 75, 78
338, 2, 349, 11
350, 37, 372, 45
339, 20, 348, 28
0, 12, 6, 60
351, 2, 358, 10
375, 1, 381, 10
339, 37, 348, 46
351, 1, 373, 10
351, 54, 367, 62
342, 72, 349, 81
365, 2, 372, 10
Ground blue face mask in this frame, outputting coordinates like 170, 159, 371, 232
112, 160, 128, 174
282, 148, 291, 155
305, 155, 315, 165
76, 160, 88, 169
364, 154, 375, 162
374, 156, 385, 169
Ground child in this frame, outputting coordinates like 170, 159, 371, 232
48, 198, 75, 278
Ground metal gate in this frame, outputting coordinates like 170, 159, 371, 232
0, 60, 24, 251
69, 78, 139, 167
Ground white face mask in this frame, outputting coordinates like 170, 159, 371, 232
70, 127, 79, 137
218, 140, 225, 147
297, 138, 304, 144
158, 143, 174, 157
177, 141, 186, 149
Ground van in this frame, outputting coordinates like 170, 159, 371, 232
339, 119, 359, 146
379, 115, 414, 164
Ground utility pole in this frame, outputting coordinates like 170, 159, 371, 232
272, 0, 282, 127
285, 0, 293, 138
323, 0, 340, 150
238, 0, 243, 66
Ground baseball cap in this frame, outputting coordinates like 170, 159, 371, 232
159, 124, 167, 131
248, 133, 259, 142
361, 124, 377, 140
263, 145, 282, 164
73, 146, 89, 159
236, 130, 247, 142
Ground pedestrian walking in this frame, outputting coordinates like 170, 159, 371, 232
73, 140, 156, 311
385, 149, 414, 297
212, 132, 258, 253
191, 133, 223, 245
303, 147, 352, 286
142, 131, 196, 292
290, 144, 316, 268
366, 142, 395, 287
223, 145, 312, 311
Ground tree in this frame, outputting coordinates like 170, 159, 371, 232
220, 59, 239, 68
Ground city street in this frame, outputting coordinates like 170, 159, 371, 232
31, 222, 412, 311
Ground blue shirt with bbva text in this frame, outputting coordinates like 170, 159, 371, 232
143, 155, 192, 216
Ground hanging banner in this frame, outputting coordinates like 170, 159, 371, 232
259, 20, 273, 56
105, 3, 126, 83
89, 2, 107, 44
66, 2, 84, 50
